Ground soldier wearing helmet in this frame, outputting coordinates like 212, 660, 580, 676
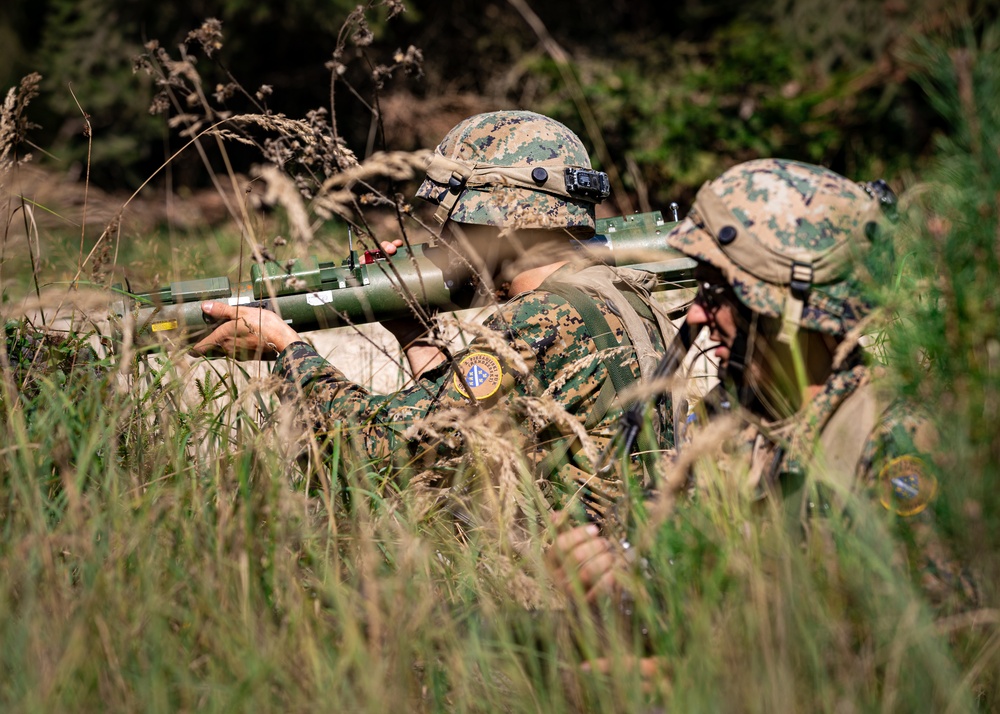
671, 158, 884, 427
192, 110, 680, 524
551, 159, 976, 611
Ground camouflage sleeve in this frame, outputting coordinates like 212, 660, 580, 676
271, 290, 589, 466
274, 341, 415, 462
859, 403, 978, 611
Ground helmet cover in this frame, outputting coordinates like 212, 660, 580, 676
665, 158, 884, 339
416, 110, 602, 235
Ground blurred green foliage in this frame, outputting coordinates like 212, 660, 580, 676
1, 0, 994, 208
34, 0, 158, 184
882, 20, 1000, 556
1, 2, 999, 710
0, 312, 983, 711
525, 2, 977, 209
1, 0, 370, 185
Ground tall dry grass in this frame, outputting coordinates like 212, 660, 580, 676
0, 8, 998, 713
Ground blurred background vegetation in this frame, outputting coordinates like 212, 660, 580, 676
2, 0, 995, 209
2, 0, 1000, 711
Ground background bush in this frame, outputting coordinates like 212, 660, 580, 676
3, 0, 995, 205
1, 1, 999, 711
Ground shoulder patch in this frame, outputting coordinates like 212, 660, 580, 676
878, 455, 938, 517
454, 352, 504, 400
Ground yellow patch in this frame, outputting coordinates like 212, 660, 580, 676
453, 352, 503, 401
151, 320, 179, 333
878, 455, 938, 517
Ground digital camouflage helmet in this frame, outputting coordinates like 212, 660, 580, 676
665, 158, 893, 342
416, 110, 609, 236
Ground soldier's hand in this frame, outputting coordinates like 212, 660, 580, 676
191, 302, 302, 360
547, 517, 621, 603
378, 238, 404, 256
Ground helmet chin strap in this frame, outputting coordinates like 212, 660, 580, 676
720, 309, 795, 420
719, 304, 755, 403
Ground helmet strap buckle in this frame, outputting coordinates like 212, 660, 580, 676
789, 261, 813, 298
780, 261, 813, 344
433, 171, 468, 225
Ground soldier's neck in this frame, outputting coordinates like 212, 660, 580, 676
508, 261, 568, 295
802, 382, 825, 404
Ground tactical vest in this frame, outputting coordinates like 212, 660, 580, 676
535, 263, 680, 522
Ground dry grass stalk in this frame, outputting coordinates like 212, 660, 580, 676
643, 413, 742, 537
252, 164, 314, 245
0, 73, 42, 175
615, 374, 680, 407
542, 345, 629, 397
517, 393, 599, 467
833, 310, 879, 371
402, 406, 532, 529
321, 150, 432, 191
448, 318, 532, 376
310, 188, 358, 222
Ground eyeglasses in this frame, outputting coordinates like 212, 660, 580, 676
693, 264, 731, 314
694, 280, 730, 314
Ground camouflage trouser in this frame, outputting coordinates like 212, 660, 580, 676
894, 506, 979, 611
780, 459, 979, 613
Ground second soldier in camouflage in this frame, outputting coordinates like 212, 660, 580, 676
551, 158, 977, 611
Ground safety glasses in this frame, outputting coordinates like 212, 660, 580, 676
693, 265, 732, 315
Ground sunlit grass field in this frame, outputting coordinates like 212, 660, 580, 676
2, 21, 999, 714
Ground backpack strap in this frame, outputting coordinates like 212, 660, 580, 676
816, 380, 887, 495
542, 281, 634, 420
539, 280, 659, 476
781, 379, 891, 529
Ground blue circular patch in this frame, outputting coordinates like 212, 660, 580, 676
878, 455, 937, 517
454, 352, 503, 400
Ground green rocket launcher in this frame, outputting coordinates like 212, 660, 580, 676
111, 211, 696, 349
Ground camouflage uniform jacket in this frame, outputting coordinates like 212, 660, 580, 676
683, 360, 977, 610
274, 263, 675, 520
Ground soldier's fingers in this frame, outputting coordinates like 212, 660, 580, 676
565, 533, 614, 567
191, 322, 236, 356
584, 570, 618, 602
236, 311, 301, 351
379, 239, 404, 256
549, 508, 574, 531
202, 301, 240, 322
637, 657, 664, 680
580, 656, 661, 675
581, 656, 665, 685
552, 524, 600, 554
578, 550, 617, 591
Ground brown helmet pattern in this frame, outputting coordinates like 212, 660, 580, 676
665, 158, 885, 341
416, 110, 608, 236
